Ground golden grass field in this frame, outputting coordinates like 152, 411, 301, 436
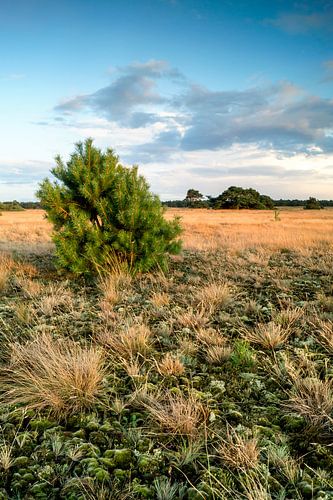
1, 207, 332, 254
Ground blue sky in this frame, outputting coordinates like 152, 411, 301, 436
1, 0, 333, 200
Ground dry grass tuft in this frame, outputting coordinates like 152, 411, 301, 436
13, 302, 35, 325
218, 427, 260, 470
119, 357, 143, 379
177, 337, 198, 356
98, 271, 132, 321
141, 391, 207, 437
0, 268, 10, 293
150, 291, 170, 308
312, 318, 333, 353
267, 350, 318, 387
195, 327, 226, 347
155, 352, 185, 376
273, 306, 304, 330
196, 282, 232, 313
99, 275, 120, 307
15, 276, 43, 298
286, 377, 333, 432
242, 321, 291, 350
37, 283, 73, 316
205, 345, 232, 365
317, 293, 333, 313
0, 254, 13, 292
0, 332, 105, 416
0, 443, 14, 471
238, 472, 271, 500
176, 308, 209, 330
99, 323, 153, 360
266, 443, 300, 482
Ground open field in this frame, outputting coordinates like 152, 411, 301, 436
1, 207, 333, 253
0, 208, 333, 498
166, 207, 333, 251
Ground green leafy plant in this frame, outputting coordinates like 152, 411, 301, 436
37, 138, 182, 275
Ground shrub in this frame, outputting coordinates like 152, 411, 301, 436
304, 197, 322, 210
213, 186, 274, 209
37, 138, 182, 275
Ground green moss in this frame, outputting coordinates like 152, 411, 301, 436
132, 483, 154, 497
94, 468, 110, 483
298, 481, 315, 497
113, 448, 133, 468
29, 419, 57, 431
72, 429, 85, 439
13, 456, 30, 467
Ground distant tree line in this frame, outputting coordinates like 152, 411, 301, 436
1, 190, 331, 212
163, 187, 332, 210
274, 198, 333, 208
0, 201, 41, 211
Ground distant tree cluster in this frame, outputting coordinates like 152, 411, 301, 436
164, 186, 275, 209
213, 186, 275, 209
304, 197, 323, 210
0, 200, 24, 211
163, 188, 332, 210
20, 201, 41, 209
273, 198, 333, 207
0, 201, 41, 211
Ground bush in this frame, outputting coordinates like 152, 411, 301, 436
37, 139, 182, 275
304, 197, 322, 210
213, 186, 274, 209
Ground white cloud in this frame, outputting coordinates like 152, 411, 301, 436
2, 60, 333, 201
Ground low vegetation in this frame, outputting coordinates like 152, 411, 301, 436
0, 204, 332, 498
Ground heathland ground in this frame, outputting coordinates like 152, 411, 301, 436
0, 208, 332, 498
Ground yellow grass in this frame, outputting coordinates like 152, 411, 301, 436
218, 426, 260, 470
1, 207, 333, 252
0, 210, 52, 253
98, 323, 153, 360
140, 390, 208, 437
0, 332, 106, 416
166, 207, 333, 251
155, 352, 185, 376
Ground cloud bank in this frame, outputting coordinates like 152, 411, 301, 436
5, 59, 331, 201
54, 60, 333, 163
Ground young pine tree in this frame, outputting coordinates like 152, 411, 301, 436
37, 139, 182, 275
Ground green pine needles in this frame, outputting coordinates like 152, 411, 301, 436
37, 139, 182, 275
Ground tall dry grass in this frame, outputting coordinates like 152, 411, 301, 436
0, 210, 52, 253
0, 332, 105, 416
1, 208, 333, 254
166, 207, 333, 251
139, 390, 208, 437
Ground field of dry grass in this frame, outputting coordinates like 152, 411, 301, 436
166, 207, 333, 251
0, 209, 52, 253
0, 207, 333, 498
1, 207, 333, 253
